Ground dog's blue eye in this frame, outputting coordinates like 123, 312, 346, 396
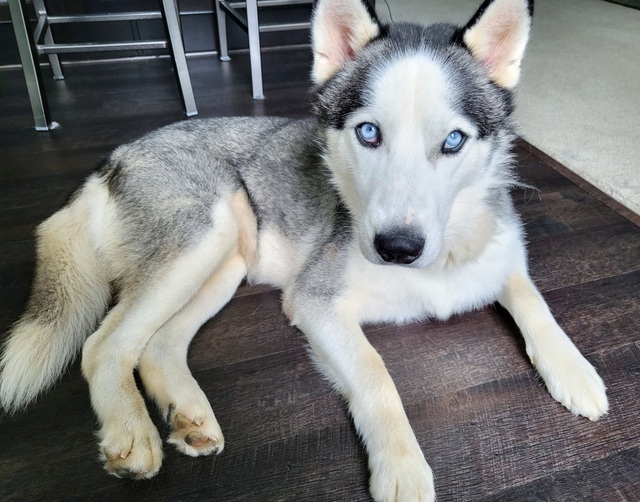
442, 130, 466, 153
356, 123, 381, 147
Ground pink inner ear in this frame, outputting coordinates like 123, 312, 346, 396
338, 25, 355, 61
480, 26, 512, 72
324, 28, 355, 71
322, 22, 355, 65
482, 47, 501, 70
345, 45, 355, 60
482, 16, 518, 68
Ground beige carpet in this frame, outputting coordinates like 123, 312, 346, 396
380, 0, 640, 217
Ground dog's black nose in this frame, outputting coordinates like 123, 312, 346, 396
374, 232, 425, 265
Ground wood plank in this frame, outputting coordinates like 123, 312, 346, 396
517, 139, 640, 227
485, 448, 640, 502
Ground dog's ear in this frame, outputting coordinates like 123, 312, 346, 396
311, 0, 381, 84
462, 0, 533, 89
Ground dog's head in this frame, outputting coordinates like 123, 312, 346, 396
311, 0, 533, 268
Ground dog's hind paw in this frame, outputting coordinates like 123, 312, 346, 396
99, 420, 163, 479
535, 343, 609, 421
369, 447, 435, 502
166, 406, 224, 457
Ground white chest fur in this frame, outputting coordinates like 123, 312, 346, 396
341, 221, 525, 324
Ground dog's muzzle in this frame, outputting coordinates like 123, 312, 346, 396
374, 232, 425, 265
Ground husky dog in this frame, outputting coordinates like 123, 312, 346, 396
0, 0, 608, 500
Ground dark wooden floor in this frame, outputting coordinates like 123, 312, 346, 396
1, 50, 639, 502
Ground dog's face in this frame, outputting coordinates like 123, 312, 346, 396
311, 0, 533, 268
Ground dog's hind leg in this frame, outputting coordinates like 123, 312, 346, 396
499, 270, 609, 420
138, 253, 247, 458
81, 198, 245, 479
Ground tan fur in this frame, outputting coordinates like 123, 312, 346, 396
291, 305, 435, 501
81, 196, 245, 478
0, 182, 110, 413
230, 190, 259, 270
463, 0, 531, 88
139, 253, 248, 457
499, 272, 608, 420
311, 0, 380, 83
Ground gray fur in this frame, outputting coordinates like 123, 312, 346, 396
99, 117, 345, 281
311, 22, 513, 137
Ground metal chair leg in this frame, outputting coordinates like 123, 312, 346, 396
245, 0, 264, 100
161, 0, 198, 116
44, 28, 64, 80
8, 0, 52, 131
32, 0, 63, 80
214, 0, 231, 62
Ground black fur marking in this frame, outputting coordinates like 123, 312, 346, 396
236, 175, 261, 229
311, 19, 515, 139
464, 0, 534, 33
63, 158, 112, 207
310, 60, 371, 130
98, 159, 126, 196
361, 0, 382, 29
230, 118, 298, 230
92, 156, 111, 176
390, 22, 514, 137
166, 403, 176, 424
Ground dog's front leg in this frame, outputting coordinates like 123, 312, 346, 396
499, 271, 609, 420
289, 302, 434, 502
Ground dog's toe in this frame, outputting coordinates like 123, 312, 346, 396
369, 446, 435, 502
558, 367, 608, 421
99, 424, 163, 479
535, 345, 609, 421
167, 408, 224, 457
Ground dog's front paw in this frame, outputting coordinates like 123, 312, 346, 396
166, 403, 224, 457
369, 447, 435, 502
98, 416, 163, 479
534, 343, 608, 421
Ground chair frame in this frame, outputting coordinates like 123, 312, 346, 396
8, 0, 197, 131
214, 0, 312, 100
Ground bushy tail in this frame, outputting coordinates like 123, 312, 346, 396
0, 191, 110, 413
